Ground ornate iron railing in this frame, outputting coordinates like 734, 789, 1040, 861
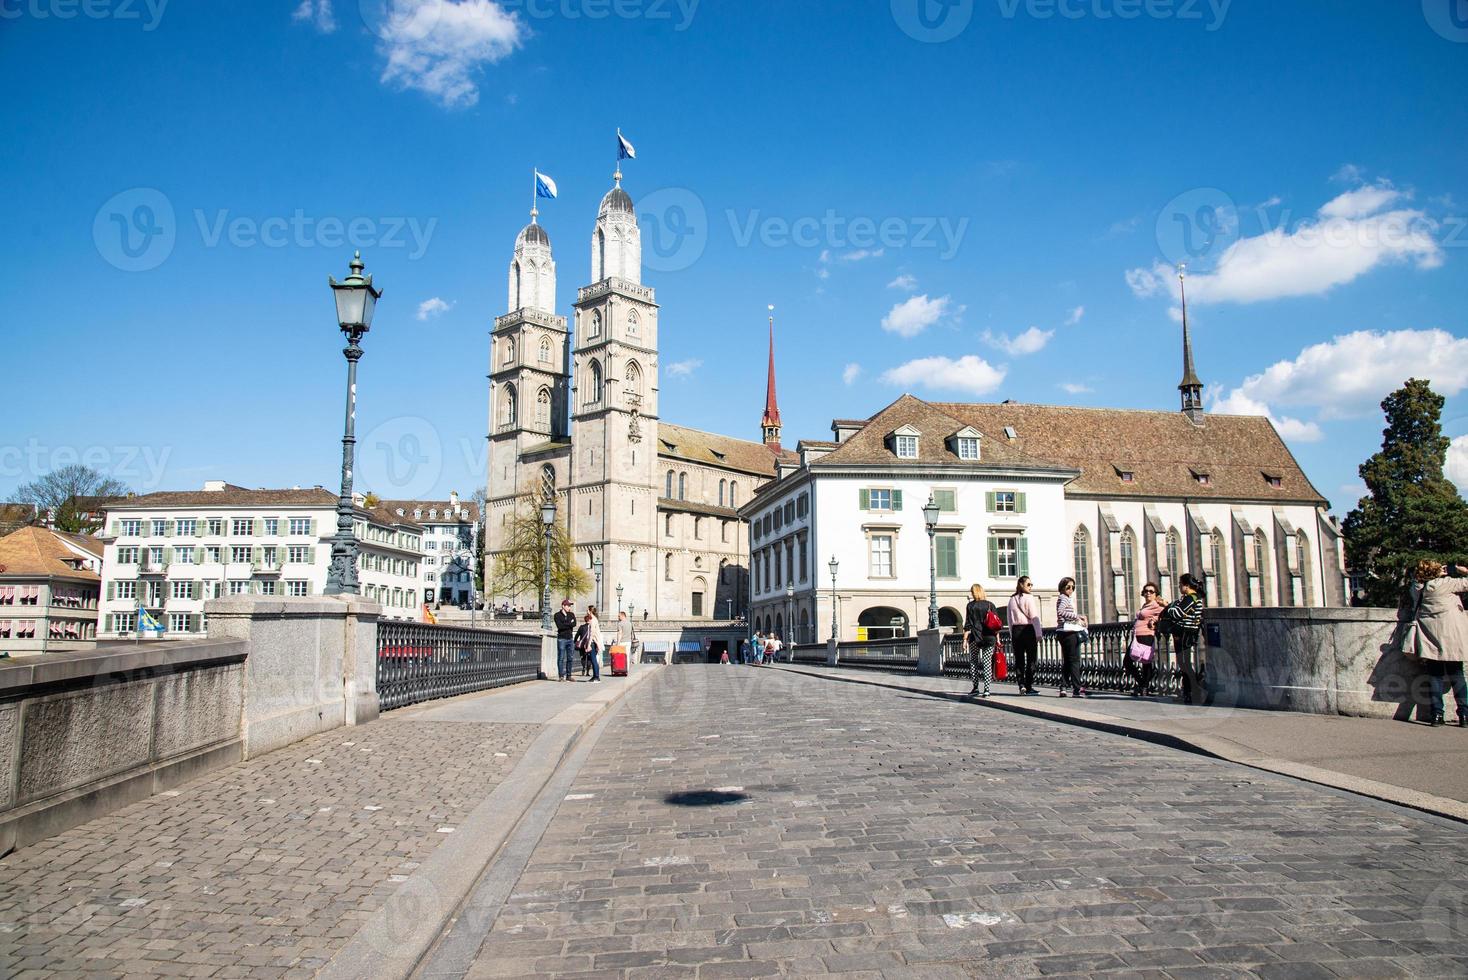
941, 623, 1182, 696
835, 636, 921, 670
376, 621, 541, 711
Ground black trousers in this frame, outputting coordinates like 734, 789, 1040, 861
1011, 625, 1038, 691
1057, 631, 1083, 694
1176, 634, 1203, 704
1125, 636, 1156, 694
1426, 660, 1468, 718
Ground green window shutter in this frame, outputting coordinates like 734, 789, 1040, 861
254, 518, 263, 536
308, 547, 316, 563
310, 518, 317, 536
987, 537, 999, 577
892, 489, 903, 511
858, 489, 870, 510
162, 547, 172, 563
1018, 537, 1030, 576
194, 547, 203, 563
1016, 492, 1027, 514
107, 582, 114, 600
935, 489, 955, 512
110, 520, 119, 536
936, 536, 957, 578
986, 491, 996, 512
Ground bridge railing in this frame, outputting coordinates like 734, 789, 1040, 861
376, 621, 541, 711
835, 636, 921, 670
941, 623, 1182, 696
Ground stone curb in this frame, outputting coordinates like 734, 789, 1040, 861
778, 664, 1468, 825
317, 666, 665, 980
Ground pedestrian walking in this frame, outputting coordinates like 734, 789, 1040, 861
963, 584, 1001, 697
1162, 574, 1206, 704
582, 605, 603, 682
1006, 576, 1042, 695
1402, 559, 1468, 727
1055, 577, 1088, 698
553, 598, 577, 682
1126, 583, 1164, 696
751, 631, 763, 665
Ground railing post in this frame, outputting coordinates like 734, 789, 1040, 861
917, 629, 944, 676
826, 638, 839, 667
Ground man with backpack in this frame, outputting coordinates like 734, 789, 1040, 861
1159, 573, 1207, 704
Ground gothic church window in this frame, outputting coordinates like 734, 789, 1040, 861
1073, 527, 1092, 619
678, 473, 687, 500
665, 471, 674, 497
589, 309, 602, 339
539, 338, 552, 364
589, 360, 603, 403
627, 309, 639, 337
500, 384, 517, 428
536, 388, 551, 428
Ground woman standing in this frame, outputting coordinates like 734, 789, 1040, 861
1055, 577, 1088, 698
1405, 560, 1468, 726
1006, 576, 1042, 695
1127, 583, 1165, 696
1166, 574, 1206, 704
584, 606, 603, 683
962, 584, 1001, 698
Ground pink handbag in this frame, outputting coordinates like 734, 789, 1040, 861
1128, 638, 1154, 663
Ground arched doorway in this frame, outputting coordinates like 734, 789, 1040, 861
858, 606, 909, 640
799, 607, 811, 644
939, 607, 962, 631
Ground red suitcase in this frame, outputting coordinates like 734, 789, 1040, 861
610, 645, 629, 676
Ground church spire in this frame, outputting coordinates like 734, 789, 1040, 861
1178, 264, 1204, 424
761, 305, 783, 453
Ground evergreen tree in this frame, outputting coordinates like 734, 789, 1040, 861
1343, 379, 1468, 606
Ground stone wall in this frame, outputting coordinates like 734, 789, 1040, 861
1204, 606, 1429, 720
0, 639, 247, 853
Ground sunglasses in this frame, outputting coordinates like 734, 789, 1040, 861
1142, 589, 1157, 595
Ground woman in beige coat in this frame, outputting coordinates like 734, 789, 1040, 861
1405, 559, 1468, 727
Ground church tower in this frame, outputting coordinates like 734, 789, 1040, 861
568, 170, 660, 615
486, 209, 571, 556
761, 307, 783, 453
1177, 264, 1204, 425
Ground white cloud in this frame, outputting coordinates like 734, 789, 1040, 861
842, 363, 862, 385
982, 326, 1054, 357
293, 0, 336, 32
666, 359, 702, 377
416, 297, 453, 320
881, 355, 1006, 396
1210, 389, 1325, 443
887, 274, 917, 291
1448, 437, 1468, 495
378, 0, 524, 109
1065, 305, 1085, 326
1059, 382, 1092, 394
839, 248, 884, 262
1332, 163, 1367, 185
1126, 180, 1442, 305
1223, 328, 1468, 420
881, 294, 958, 338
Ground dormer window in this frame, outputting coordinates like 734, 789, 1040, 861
1116, 468, 1135, 484
1003, 426, 1017, 440
1264, 472, 1283, 489
957, 438, 979, 460
948, 426, 982, 461
1191, 470, 1210, 486
895, 435, 918, 458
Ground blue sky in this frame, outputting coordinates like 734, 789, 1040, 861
3, 0, 1467, 511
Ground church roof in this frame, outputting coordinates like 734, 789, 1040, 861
599, 186, 635, 216
516, 221, 550, 248
658, 422, 794, 476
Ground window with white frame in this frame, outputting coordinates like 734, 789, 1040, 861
869, 534, 894, 578
231, 545, 252, 563
152, 519, 167, 536
169, 613, 192, 633
176, 518, 197, 536
895, 434, 918, 459
956, 437, 980, 461
207, 518, 224, 535
232, 518, 253, 536
175, 547, 194, 564
994, 491, 1017, 513
287, 580, 309, 597
289, 517, 311, 535
148, 546, 164, 565
263, 518, 279, 536
259, 581, 278, 596
116, 580, 138, 600
171, 580, 193, 600
868, 488, 893, 511
992, 536, 1021, 578
117, 546, 139, 564
228, 580, 250, 595
120, 519, 143, 536
206, 546, 221, 563
113, 612, 136, 633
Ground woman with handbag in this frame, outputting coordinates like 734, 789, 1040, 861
583, 606, 603, 682
1007, 576, 1042, 695
1166, 574, 1206, 704
1405, 560, 1468, 726
1055, 577, 1088, 698
962, 584, 1002, 698
1126, 583, 1165, 696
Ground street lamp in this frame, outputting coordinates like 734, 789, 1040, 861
592, 554, 603, 611
539, 496, 556, 632
922, 493, 941, 631
616, 582, 624, 614
324, 251, 381, 597
785, 582, 794, 650
828, 555, 839, 641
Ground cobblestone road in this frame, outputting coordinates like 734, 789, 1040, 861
0, 717, 538, 979
470, 667, 1468, 979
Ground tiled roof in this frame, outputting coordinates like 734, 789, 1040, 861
101, 485, 426, 530
658, 422, 793, 476
376, 499, 482, 524
656, 497, 740, 520
52, 530, 105, 560
934, 400, 1327, 505
0, 527, 101, 581
812, 395, 1070, 474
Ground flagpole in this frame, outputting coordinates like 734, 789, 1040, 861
614, 129, 622, 186
530, 169, 538, 223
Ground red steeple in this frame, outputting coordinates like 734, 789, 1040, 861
761, 306, 782, 453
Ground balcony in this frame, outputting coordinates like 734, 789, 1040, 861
138, 562, 169, 577
252, 562, 284, 576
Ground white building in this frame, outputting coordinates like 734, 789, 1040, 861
742, 390, 1346, 644
378, 492, 480, 608
97, 482, 425, 636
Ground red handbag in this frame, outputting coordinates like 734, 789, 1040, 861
994, 643, 1009, 681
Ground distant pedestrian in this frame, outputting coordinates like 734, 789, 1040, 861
1403, 559, 1468, 727
963, 584, 1001, 698
582, 606, 603, 682
1055, 577, 1088, 698
751, 631, 763, 664
1163, 574, 1206, 704
554, 598, 577, 682
1126, 583, 1164, 696
1006, 576, 1041, 696
769, 635, 783, 664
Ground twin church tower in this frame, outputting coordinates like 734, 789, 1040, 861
485, 168, 784, 620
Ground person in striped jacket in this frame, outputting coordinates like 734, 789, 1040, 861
1166, 573, 1206, 704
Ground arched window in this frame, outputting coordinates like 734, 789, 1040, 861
1297, 532, 1314, 606
588, 359, 603, 404
665, 470, 675, 498
1119, 527, 1138, 614
1254, 531, 1272, 605
629, 549, 640, 571
664, 553, 674, 581
500, 384, 518, 428
538, 337, 552, 364
589, 309, 602, 339
536, 387, 551, 428
719, 479, 726, 506
730, 482, 738, 506
678, 472, 687, 500
511, 261, 522, 309
1165, 528, 1182, 598
1072, 527, 1092, 619
1209, 530, 1227, 607
625, 360, 642, 397
626, 309, 640, 337
596, 230, 606, 280
693, 516, 703, 540
541, 464, 556, 500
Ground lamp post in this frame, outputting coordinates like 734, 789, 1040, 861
324, 251, 381, 596
922, 493, 941, 631
539, 497, 556, 633
616, 582, 624, 614
592, 554, 603, 611
785, 582, 794, 650
828, 555, 839, 641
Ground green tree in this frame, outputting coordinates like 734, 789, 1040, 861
490, 497, 592, 607
1343, 378, 1468, 606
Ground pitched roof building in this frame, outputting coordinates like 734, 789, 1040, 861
0, 526, 105, 653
